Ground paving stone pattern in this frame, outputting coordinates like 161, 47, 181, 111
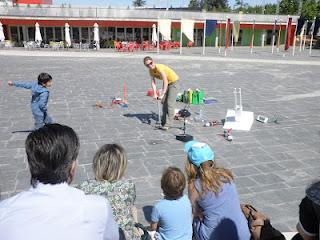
0, 48, 320, 232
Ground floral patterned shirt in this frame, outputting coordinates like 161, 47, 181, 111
79, 179, 139, 240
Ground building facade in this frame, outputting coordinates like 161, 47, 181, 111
13, 0, 52, 4
0, 5, 298, 47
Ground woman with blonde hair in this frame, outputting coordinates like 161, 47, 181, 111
79, 144, 139, 240
184, 141, 250, 240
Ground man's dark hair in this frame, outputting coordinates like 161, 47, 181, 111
161, 167, 186, 200
25, 123, 80, 187
38, 72, 52, 85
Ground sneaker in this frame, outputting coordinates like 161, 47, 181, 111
162, 126, 170, 130
157, 125, 170, 130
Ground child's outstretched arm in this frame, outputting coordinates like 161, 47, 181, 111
8, 81, 33, 89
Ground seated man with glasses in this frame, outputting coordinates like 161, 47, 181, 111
143, 56, 180, 130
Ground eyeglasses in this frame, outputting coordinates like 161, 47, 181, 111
145, 61, 153, 67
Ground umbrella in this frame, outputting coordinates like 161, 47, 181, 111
65, 23, 71, 47
152, 24, 158, 45
35, 22, 42, 44
93, 23, 100, 49
0, 22, 5, 42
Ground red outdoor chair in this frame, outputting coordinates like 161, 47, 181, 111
174, 41, 180, 48
114, 41, 124, 52
127, 42, 135, 52
187, 41, 194, 47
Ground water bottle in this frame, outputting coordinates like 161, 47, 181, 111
194, 109, 203, 123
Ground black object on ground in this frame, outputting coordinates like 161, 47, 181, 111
176, 108, 193, 142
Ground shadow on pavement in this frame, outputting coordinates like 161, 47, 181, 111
124, 112, 158, 125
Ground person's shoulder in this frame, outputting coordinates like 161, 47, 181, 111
0, 190, 31, 218
82, 191, 110, 212
79, 179, 100, 188
109, 179, 136, 195
118, 179, 135, 188
84, 193, 107, 204
154, 198, 172, 209
81, 194, 114, 223
33, 83, 49, 93
180, 195, 191, 203
156, 63, 166, 69
0, 192, 23, 208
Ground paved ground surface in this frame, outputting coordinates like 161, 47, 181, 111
0, 47, 320, 232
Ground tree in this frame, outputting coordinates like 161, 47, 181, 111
234, 0, 248, 10
204, 0, 229, 11
246, 5, 264, 13
300, 0, 320, 20
133, 0, 146, 7
188, 0, 229, 11
264, 3, 277, 14
279, 0, 299, 15
278, 0, 319, 20
188, 0, 201, 9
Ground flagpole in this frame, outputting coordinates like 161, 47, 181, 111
224, 17, 228, 56
299, 21, 305, 52
202, 19, 206, 55
250, 19, 255, 54
219, 20, 222, 54
231, 20, 234, 51
180, 19, 183, 55
292, 19, 298, 56
157, 19, 160, 54
271, 18, 277, 54
309, 17, 316, 56
303, 20, 308, 51
284, 16, 289, 53
277, 19, 281, 53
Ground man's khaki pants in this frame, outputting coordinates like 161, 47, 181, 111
161, 81, 179, 127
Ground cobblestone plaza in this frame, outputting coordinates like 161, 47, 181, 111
0, 47, 319, 232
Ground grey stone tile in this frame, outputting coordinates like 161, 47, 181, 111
1, 51, 320, 232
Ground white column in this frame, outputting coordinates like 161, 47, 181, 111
202, 19, 206, 55
179, 19, 183, 55
157, 21, 160, 54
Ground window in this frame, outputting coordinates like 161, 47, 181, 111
126, 28, 133, 41
46, 27, 54, 42
55, 27, 62, 41
108, 27, 115, 40
72, 27, 80, 43
142, 28, 149, 41
134, 28, 141, 42
10, 26, 18, 42
28, 27, 35, 41
81, 27, 89, 43
117, 27, 125, 41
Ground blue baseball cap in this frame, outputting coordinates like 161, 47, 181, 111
184, 141, 214, 167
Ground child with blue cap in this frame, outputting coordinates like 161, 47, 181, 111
184, 141, 250, 240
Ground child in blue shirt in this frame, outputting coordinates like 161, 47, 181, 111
8, 73, 53, 130
151, 167, 192, 240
